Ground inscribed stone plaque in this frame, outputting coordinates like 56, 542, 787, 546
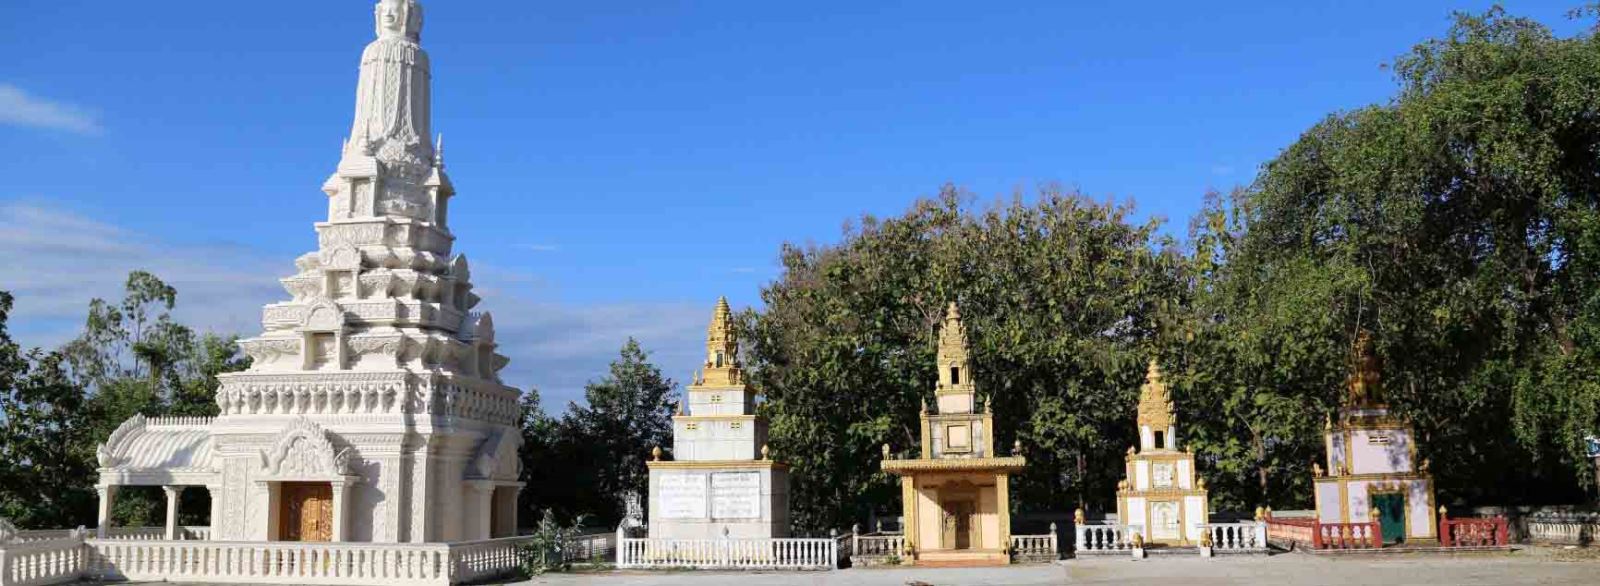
711, 472, 761, 519
658, 474, 708, 519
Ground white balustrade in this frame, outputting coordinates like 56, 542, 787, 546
1528, 521, 1599, 546
1074, 523, 1137, 554
616, 537, 837, 570
446, 536, 535, 583
86, 539, 456, 586
0, 536, 87, 586
853, 534, 905, 557
1010, 526, 1058, 561
1202, 522, 1267, 552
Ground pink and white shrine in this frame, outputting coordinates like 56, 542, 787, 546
1311, 332, 1438, 545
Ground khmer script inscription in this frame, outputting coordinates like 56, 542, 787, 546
711, 472, 760, 519
657, 474, 708, 519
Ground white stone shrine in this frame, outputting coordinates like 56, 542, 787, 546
1115, 361, 1209, 546
92, 0, 525, 544
645, 298, 790, 539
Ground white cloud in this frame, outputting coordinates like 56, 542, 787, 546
0, 85, 101, 135
0, 200, 710, 413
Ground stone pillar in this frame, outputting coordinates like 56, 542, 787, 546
96, 485, 118, 539
331, 481, 350, 542
900, 476, 918, 556
465, 481, 494, 541
205, 485, 223, 540
997, 473, 1012, 550
162, 486, 183, 540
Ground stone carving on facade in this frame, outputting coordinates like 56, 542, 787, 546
0, 518, 21, 544
259, 418, 355, 480
96, 414, 145, 468
92, 1, 524, 547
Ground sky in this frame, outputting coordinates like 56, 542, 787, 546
0, 1, 1589, 411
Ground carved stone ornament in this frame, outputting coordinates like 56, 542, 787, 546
96, 414, 146, 468
0, 518, 20, 544
258, 417, 356, 480
321, 242, 363, 271
466, 430, 516, 480
301, 299, 345, 332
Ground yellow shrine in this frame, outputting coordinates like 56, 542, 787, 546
1116, 361, 1209, 546
882, 302, 1026, 566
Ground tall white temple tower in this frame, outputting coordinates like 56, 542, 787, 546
646, 298, 790, 538
93, 0, 524, 544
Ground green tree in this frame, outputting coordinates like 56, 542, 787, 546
1180, 6, 1600, 508
555, 339, 677, 526
0, 292, 99, 528
747, 185, 1182, 531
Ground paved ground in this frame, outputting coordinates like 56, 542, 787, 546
514, 547, 1600, 586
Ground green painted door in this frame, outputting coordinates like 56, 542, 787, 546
1372, 493, 1406, 544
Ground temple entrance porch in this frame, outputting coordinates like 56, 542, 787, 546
890, 471, 1015, 566
276, 482, 334, 542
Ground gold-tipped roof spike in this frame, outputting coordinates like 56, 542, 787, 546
699, 296, 743, 387
1347, 330, 1383, 407
1137, 359, 1174, 431
935, 301, 975, 397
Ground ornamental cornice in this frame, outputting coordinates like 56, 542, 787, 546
1117, 487, 1208, 498
1315, 472, 1432, 483
646, 460, 788, 471
881, 456, 1026, 474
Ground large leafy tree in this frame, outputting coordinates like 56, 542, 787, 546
1180, 7, 1600, 508
747, 186, 1182, 531
0, 292, 99, 527
1, 272, 250, 528
548, 339, 677, 526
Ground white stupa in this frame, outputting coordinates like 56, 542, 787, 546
93, 0, 524, 544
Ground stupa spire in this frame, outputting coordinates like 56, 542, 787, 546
1137, 360, 1174, 432
326, 0, 443, 225
700, 297, 743, 386
1346, 330, 1383, 407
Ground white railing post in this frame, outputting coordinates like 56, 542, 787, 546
614, 527, 625, 567
829, 529, 838, 569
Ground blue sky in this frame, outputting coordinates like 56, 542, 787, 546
1, 1, 1587, 410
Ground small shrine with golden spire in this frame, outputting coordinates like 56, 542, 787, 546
882, 302, 1026, 566
1312, 330, 1437, 544
646, 297, 790, 538
1114, 360, 1209, 546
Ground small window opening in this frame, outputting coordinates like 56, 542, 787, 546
950, 367, 961, 385
715, 351, 724, 368
1154, 431, 1166, 449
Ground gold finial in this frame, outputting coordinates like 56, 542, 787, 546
1131, 532, 1144, 548
1369, 507, 1380, 520
936, 301, 975, 397
1137, 359, 1174, 431
1074, 508, 1086, 524
1438, 505, 1448, 517
1347, 330, 1382, 406
1265, 506, 1273, 518
1013, 439, 1023, 456
1419, 458, 1430, 472
700, 297, 744, 387
1200, 531, 1213, 548
1255, 506, 1265, 522
760, 444, 770, 460
881, 443, 891, 460
1128, 445, 1137, 456
1197, 478, 1207, 490
1324, 414, 1333, 431
651, 446, 662, 461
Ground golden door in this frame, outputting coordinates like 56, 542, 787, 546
279, 483, 333, 542
941, 500, 975, 550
